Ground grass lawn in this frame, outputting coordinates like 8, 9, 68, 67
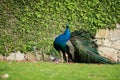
0, 61, 120, 80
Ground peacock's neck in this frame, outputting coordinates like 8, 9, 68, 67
64, 28, 70, 35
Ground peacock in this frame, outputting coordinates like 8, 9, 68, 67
54, 25, 116, 64
53, 24, 73, 63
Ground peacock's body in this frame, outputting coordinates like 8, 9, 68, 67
53, 24, 72, 62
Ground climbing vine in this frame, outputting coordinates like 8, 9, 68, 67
0, 0, 120, 55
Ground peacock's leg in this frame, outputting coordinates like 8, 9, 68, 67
65, 53, 68, 63
59, 51, 64, 63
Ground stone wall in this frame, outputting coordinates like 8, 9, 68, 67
0, 51, 50, 62
95, 24, 120, 62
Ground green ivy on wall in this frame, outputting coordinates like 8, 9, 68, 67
0, 0, 120, 55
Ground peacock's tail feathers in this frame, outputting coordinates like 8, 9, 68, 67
74, 40, 115, 64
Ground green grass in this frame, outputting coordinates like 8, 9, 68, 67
0, 61, 120, 80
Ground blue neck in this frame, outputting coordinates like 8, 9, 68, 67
63, 27, 70, 35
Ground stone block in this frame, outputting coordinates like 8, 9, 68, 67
97, 47, 117, 62
0, 54, 3, 60
15, 51, 25, 60
7, 51, 25, 61
94, 39, 102, 45
95, 29, 109, 39
102, 39, 112, 47
109, 29, 120, 41
35, 53, 43, 61
7, 53, 16, 60
116, 23, 120, 29
25, 52, 36, 61
43, 54, 49, 61
112, 40, 120, 50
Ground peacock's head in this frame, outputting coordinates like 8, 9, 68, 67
66, 24, 70, 28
